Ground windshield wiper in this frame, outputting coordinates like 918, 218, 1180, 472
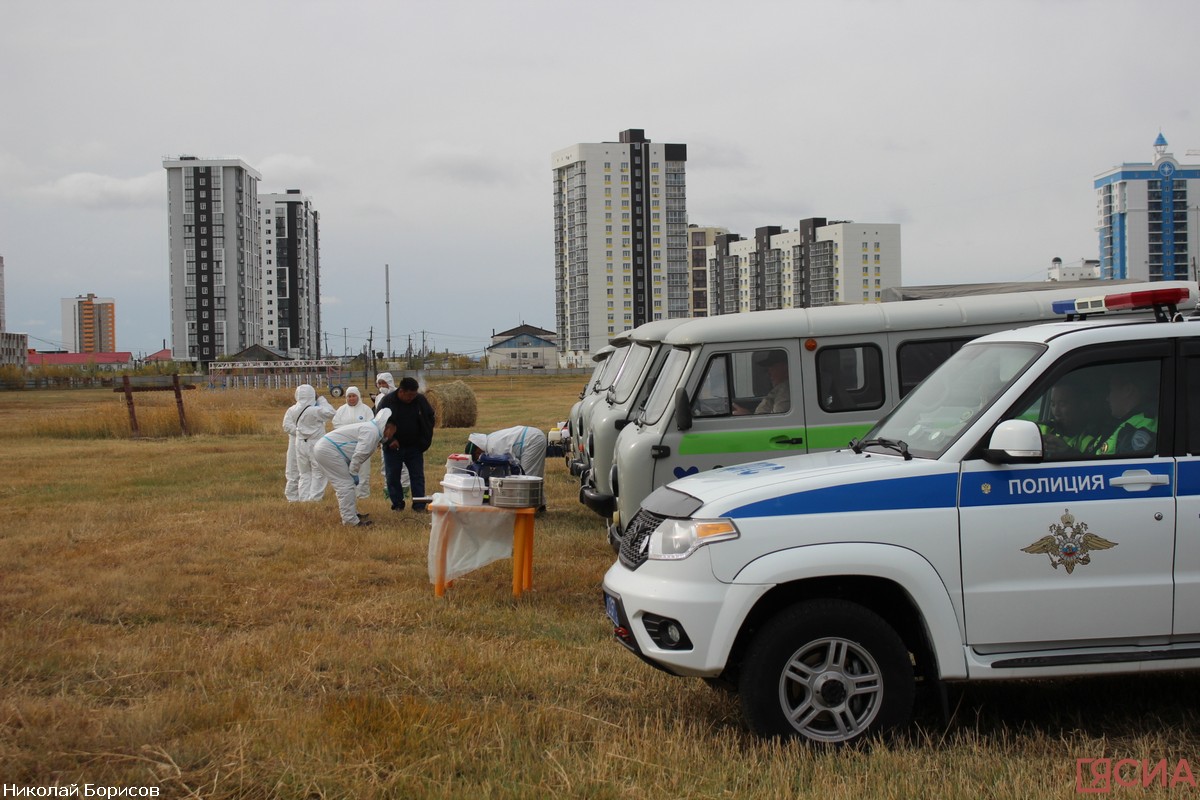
850, 437, 912, 460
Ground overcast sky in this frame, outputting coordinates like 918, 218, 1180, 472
1, 0, 1197, 357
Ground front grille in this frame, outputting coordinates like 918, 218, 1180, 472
619, 508, 667, 570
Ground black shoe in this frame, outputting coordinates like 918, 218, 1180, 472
412, 504, 427, 513
357, 519, 374, 527
391, 502, 405, 511
357, 513, 371, 520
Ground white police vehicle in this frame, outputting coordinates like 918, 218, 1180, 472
602, 287, 1200, 744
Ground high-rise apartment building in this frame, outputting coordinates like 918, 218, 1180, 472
706, 218, 902, 314
552, 129, 688, 361
686, 226, 727, 317
1095, 133, 1200, 282
259, 190, 321, 358
61, 293, 116, 353
163, 156, 262, 364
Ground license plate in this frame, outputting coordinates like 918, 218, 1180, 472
604, 592, 621, 627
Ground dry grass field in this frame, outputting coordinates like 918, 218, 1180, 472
2, 375, 1199, 798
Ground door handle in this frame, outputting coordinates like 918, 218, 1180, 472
1110, 469, 1170, 491
770, 436, 805, 446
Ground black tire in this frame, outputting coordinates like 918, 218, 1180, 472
738, 599, 914, 745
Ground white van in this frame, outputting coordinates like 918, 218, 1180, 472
564, 345, 614, 470
569, 341, 630, 477
603, 285, 1198, 744
579, 318, 689, 516
605, 282, 1196, 542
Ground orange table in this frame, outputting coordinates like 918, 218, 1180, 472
429, 502, 536, 598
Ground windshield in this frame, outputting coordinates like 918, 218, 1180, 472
608, 343, 654, 404
864, 342, 1043, 458
595, 345, 630, 393
639, 347, 691, 425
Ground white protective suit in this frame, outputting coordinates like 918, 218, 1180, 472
333, 386, 374, 499
286, 384, 336, 501
372, 372, 409, 492
282, 390, 305, 501
313, 409, 392, 526
468, 426, 548, 478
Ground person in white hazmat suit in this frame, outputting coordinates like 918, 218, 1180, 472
332, 386, 373, 499
285, 384, 336, 501
372, 372, 409, 494
466, 426, 548, 479
313, 408, 392, 526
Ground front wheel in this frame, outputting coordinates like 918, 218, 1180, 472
738, 599, 914, 745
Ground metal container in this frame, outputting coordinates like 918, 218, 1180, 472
489, 475, 544, 508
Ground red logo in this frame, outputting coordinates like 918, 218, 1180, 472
1076, 758, 1195, 793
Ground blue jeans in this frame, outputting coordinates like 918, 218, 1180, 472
383, 445, 426, 509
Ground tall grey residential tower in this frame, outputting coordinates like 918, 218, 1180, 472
552, 129, 688, 362
163, 156, 262, 364
259, 190, 321, 358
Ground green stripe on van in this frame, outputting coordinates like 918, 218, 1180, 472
677, 424, 872, 455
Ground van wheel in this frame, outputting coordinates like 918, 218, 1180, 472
738, 599, 914, 745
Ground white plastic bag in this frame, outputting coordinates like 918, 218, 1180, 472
428, 493, 516, 584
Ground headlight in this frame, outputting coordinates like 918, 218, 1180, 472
648, 518, 739, 560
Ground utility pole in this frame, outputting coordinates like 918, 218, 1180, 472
385, 263, 392, 359
343, 327, 348, 357
367, 327, 374, 379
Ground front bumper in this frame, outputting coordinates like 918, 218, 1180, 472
580, 482, 616, 519
601, 553, 769, 677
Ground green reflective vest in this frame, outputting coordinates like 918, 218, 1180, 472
1095, 413, 1157, 456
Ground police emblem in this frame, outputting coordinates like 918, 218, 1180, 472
1021, 509, 1117, 573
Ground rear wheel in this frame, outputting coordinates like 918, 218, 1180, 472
738, 599, 914, 744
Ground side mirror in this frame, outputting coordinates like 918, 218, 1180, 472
674, 387, 693, 431
983, 419, 1043, 464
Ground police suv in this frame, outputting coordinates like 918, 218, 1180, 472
602, 287, 1200, 745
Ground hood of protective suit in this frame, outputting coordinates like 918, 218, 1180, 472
345, 386, 362, 403
295, 384, 316, 404
468, 432, 488, 451
373, 408, 392, 430
375, 373, 396, 393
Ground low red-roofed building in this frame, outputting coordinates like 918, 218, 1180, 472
28, 351, 133, 370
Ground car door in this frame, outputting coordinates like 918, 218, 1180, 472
958, 341, 1176, 648
654, 343, 804, 486
1174, 337, 1200, 635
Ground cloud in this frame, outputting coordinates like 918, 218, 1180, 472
32, 170, 161, 209
411, 148, 520, 187
255, 153, 333, 192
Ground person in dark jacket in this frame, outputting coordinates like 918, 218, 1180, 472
376, 376, 436, 511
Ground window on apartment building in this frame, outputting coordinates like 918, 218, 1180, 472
875, 255, 881, 263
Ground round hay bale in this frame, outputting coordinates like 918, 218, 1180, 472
427, 380, 477, 428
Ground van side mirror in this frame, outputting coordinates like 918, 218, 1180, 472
675, 387, 693, 431
983, 419, 1043, 464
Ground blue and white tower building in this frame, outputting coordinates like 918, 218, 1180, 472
1095, 133, 1200, 282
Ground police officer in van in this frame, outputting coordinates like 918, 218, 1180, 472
1096, 365, 1158, 456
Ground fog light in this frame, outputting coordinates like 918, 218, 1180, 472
643, 613, 692, 650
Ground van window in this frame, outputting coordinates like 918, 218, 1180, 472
1006, 357, 1163, 460
816, 344, 883, 412
694, 349, 791, 418
1188, 355, 1200, 455
896, 338, 971, 397
640, 347, 690, 424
